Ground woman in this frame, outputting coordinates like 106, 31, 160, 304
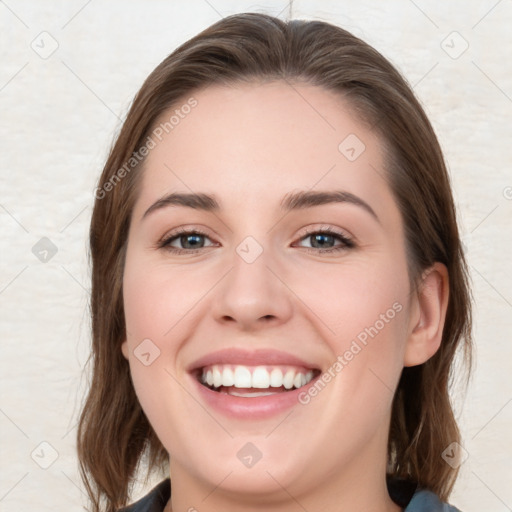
78, 13, 472, 512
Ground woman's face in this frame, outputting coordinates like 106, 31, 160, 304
122, 82, 416, 498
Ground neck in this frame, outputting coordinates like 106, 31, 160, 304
165, 472, 401, 512
165, 437, 402, 512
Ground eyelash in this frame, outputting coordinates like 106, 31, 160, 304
297, 226, 355, 253
157, 226, 355, 255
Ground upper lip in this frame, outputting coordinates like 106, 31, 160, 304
188, 348, 320, 372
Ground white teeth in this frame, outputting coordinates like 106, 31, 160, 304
222, 366, 234, 386
212, 366, 222, 388
270, 368, 283, 387
228, 390, 276, 397
233, 366, 252, 388
201, 364, 316, 391
252, 366, 271, 388
283, 370, 295, 390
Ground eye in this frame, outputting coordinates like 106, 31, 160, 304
157, 226, 355, 255
294, 228, 355, 253
158, 228, 217, 253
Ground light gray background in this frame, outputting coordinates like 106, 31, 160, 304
1, 1, 511, 510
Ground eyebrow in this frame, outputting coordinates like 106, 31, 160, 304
280, 190, 379, 223
142, 192, 219, 219
142, 190, 379, 223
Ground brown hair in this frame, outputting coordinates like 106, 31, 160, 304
77, 12, 472, 511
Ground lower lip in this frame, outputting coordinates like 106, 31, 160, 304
190, 374, 319, 419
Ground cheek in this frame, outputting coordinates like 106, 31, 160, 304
291, 256, 409, 407
121, 263, 197, 452
122, 257, 185, 414
123, 258, 214, 342
292, 255, 409, 344
121, 255, 227, 427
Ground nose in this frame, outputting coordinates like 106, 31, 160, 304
211, 248, 294, 331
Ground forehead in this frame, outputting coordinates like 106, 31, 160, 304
134, 81, 396, 222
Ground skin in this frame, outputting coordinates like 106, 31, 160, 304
121, 81, 449, 512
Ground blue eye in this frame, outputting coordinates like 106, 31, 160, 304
159, 230, 215, 252
158, 227, 355, 254
296, 230, 354, 252
175, 233, 207, 249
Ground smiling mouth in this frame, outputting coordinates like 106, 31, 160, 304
196, 364, 321, 397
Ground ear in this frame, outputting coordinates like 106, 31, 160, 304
404, 262, 449, 367
121, 339, 129, 360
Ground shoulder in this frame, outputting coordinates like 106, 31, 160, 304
388, 478, 461, 512
118, 478, 170, 512
405, 489, 462, 512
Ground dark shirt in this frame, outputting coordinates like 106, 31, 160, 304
119, 477, 461, 512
